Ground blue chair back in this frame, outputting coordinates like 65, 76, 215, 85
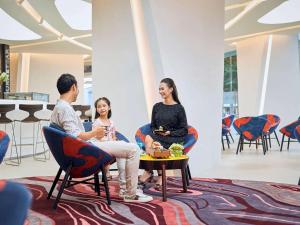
233, 117, 271, 141
0, 180, 32, 225
43, 126, 114, 178
135, 124, 152, 150
0, 131, 10, 164
280, 120, 300, 139
222, 115, 235, 128
294, 125, 300, 142
258, 114, 280, 133
83, 121, 93, 132
135, 123, 198, 154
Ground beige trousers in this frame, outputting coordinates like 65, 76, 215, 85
90, 140, 139, 197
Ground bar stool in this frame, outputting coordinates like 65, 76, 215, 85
47, 104, 55, 111
35, 104, 55, 160
73, 105, 91, 121
0, 104, 19, 165
15, 104, 47, 162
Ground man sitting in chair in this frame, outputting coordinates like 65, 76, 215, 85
50, 73, 153, 203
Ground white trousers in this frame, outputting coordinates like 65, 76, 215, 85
90, 140, 139, 197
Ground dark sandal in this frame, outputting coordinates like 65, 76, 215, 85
138, 172, 153, 185
154, 183, 162, 191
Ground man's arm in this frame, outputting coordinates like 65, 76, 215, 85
55, 107, 105, 140
78, 127, 105, 141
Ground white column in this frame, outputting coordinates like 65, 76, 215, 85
130, 0, 159, 119
92, 0, 148, 140
143, 0, 225, 171
17, 53, 31, 92
237, 34, 300, 125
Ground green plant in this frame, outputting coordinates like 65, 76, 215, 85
0, 72, 8, 83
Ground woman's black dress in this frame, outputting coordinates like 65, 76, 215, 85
149, 102, 188, 149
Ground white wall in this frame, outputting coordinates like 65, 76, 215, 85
237, 34, 300, 125
92, 0, 148, 140
237, 35, 269, 117
28, 54, 84, 104
265, 35, 300, 125
142, 0, 225, 171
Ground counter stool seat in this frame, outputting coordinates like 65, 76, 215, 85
15, 104, 48, 162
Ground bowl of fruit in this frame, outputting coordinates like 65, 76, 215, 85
169, 143, 184, 157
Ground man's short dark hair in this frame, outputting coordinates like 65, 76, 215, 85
57, 74, 77, 95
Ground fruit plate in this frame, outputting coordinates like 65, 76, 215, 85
150, 149, 171, 158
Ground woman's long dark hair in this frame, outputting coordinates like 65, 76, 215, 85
94, 97, 112, 119
161, 78, 181, 104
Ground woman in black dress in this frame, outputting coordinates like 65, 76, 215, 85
139, 78, 188, 189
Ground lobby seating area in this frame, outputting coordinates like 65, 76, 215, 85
1, 0, 300, 224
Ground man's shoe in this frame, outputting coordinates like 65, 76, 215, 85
119, 190, 126, 198
119, 188, 143, 198
123, 194, 153, 203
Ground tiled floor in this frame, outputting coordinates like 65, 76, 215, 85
1, 137, 300, 185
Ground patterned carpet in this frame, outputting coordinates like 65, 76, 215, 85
15, 176, 300, 225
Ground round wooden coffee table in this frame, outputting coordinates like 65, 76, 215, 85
139, 154, 189, 201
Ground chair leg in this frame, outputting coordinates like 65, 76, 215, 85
236, 136, 241, 155
262, 136, 266, 155
187, 164, 192, 180
240, 138, 244, 152
5, 122, 20, 166
229, 131, 234, 143
255, 140, 258, 149
221, 137, 225, 151
101, 166, 111, 205
34, 122, 48, 161
298, 177, 300, 185
185, 167, 190, 186
268, 134, 271, 149
287, 137, 291, 150
280, 135, 285, 151
19, 122, 22, 163
53, 165, 72, 209
249, 141, 252, 148
94, 174, 100, 196
67, 177, 72, 187
225, 134, 230, 149
48, 168, 63, 199
274, 131, 280, 146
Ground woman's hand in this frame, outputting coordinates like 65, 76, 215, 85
160, 131, 170, 136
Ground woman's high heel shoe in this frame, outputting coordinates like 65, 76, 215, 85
138, 171, 154, 185
154, 176, 162, 191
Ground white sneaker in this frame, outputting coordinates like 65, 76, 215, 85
119, 188, 143, 198
123, 194, 153, 203
119, 190, 126, 198
136, 188, 144, 195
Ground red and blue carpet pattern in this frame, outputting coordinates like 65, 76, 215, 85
15, 176, 300, 225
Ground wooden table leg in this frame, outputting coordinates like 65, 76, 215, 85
181, 166, 187, 193
162, 164, 167, 201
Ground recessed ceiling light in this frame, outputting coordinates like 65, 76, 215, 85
258, 0, 300, 24
55, 0, 91, 30
0, 8, 41, 40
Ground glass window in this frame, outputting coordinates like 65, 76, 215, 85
223, 51, 238, 117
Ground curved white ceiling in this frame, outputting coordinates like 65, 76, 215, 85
258, 0, 300, 24
0, 8, 41, 41
55, 0, 91, 30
